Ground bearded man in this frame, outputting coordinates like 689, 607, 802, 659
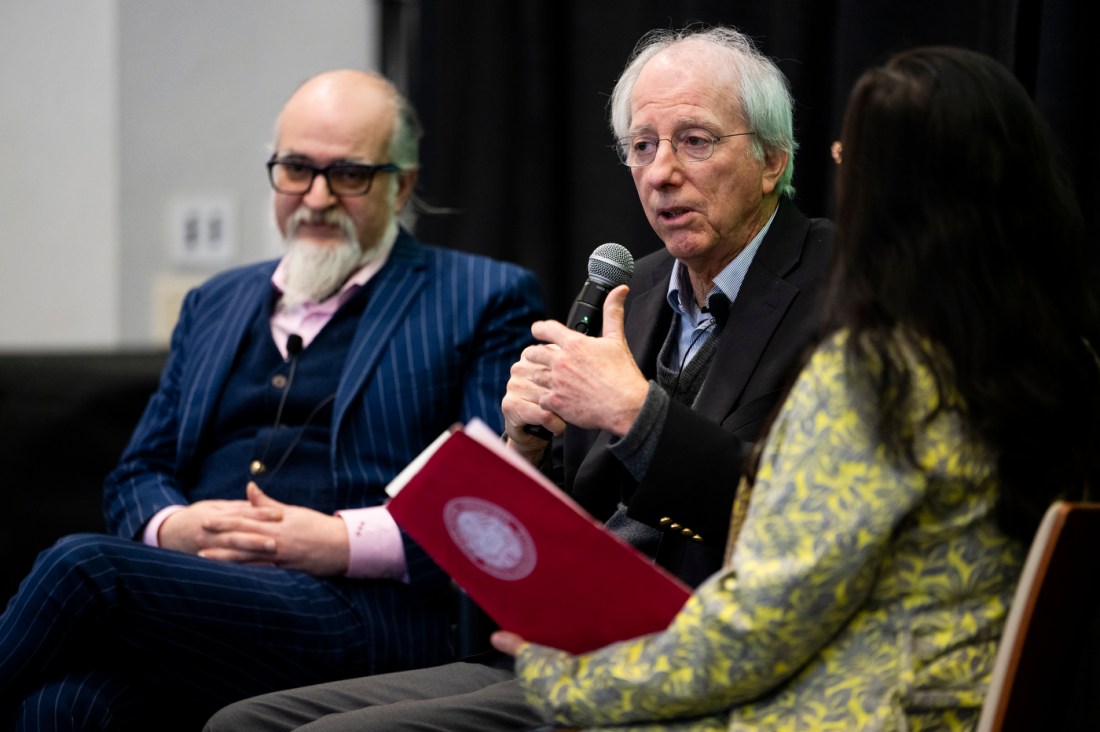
0, 69, 543, 731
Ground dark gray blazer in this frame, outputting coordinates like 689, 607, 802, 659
561, 198, 835, 586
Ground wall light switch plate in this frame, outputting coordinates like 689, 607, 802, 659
168, 196, 237, 266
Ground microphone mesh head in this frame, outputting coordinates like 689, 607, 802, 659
588, 242, 635, 286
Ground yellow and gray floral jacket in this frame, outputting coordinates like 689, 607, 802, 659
515, 331, 1024, 731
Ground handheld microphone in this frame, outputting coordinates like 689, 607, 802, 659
564, 243, 636, 335
523, 243, 635, 440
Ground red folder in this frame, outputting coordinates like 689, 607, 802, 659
385, 419, 692, 655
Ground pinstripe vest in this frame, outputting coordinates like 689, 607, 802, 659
184, 285, 370, 512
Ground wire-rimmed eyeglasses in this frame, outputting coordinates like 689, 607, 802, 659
266, 156, 401, 197
613, 129, 755, 167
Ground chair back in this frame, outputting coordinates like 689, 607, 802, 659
978, 501, 1100, 731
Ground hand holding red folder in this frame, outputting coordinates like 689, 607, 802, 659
385, 418, 691, 655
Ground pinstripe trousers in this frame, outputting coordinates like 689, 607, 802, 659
0, 534, 453, 731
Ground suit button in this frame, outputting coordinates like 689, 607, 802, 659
692, 533, 704, 542
680, 527, 694, 537
659, 517, 672, 525
669, 522, 682, 530
272, 374, 288, 389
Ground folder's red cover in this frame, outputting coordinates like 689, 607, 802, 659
385, 419, 691, 655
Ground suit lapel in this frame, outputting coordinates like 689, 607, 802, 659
333, 232, 430, 430
178, 264, 273, 462
693, 199, 810, 421
624, 254, 674, 381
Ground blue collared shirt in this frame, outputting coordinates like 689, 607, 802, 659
665, 207, 777, 367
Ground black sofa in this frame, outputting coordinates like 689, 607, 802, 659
0, 350, 167, 606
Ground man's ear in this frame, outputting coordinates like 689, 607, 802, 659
760, 148, 788, 196
395, 169, 419, 211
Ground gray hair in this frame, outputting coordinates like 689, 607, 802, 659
389, 87, 426, 231
609, 26, 797, 198
386, 81, 423, 169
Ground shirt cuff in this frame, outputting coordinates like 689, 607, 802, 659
337, 506, 409, 582
142, 505, 186, 547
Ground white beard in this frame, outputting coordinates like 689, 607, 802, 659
279, 208, 366, 307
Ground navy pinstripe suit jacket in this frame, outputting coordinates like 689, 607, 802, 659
103, 229, 544, 601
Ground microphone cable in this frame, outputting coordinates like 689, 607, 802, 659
249, 334, 335, 484
669, 294, 728, 399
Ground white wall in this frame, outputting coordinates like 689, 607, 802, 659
0, 1, 119, 349
0, 0, 379, 351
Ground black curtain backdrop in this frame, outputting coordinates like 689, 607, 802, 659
383, 0, 1095, 321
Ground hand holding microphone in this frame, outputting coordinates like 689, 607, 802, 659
514, 243, 637, 442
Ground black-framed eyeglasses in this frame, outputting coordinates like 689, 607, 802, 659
266, 156, 401, 197
612, 129, 755, 167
